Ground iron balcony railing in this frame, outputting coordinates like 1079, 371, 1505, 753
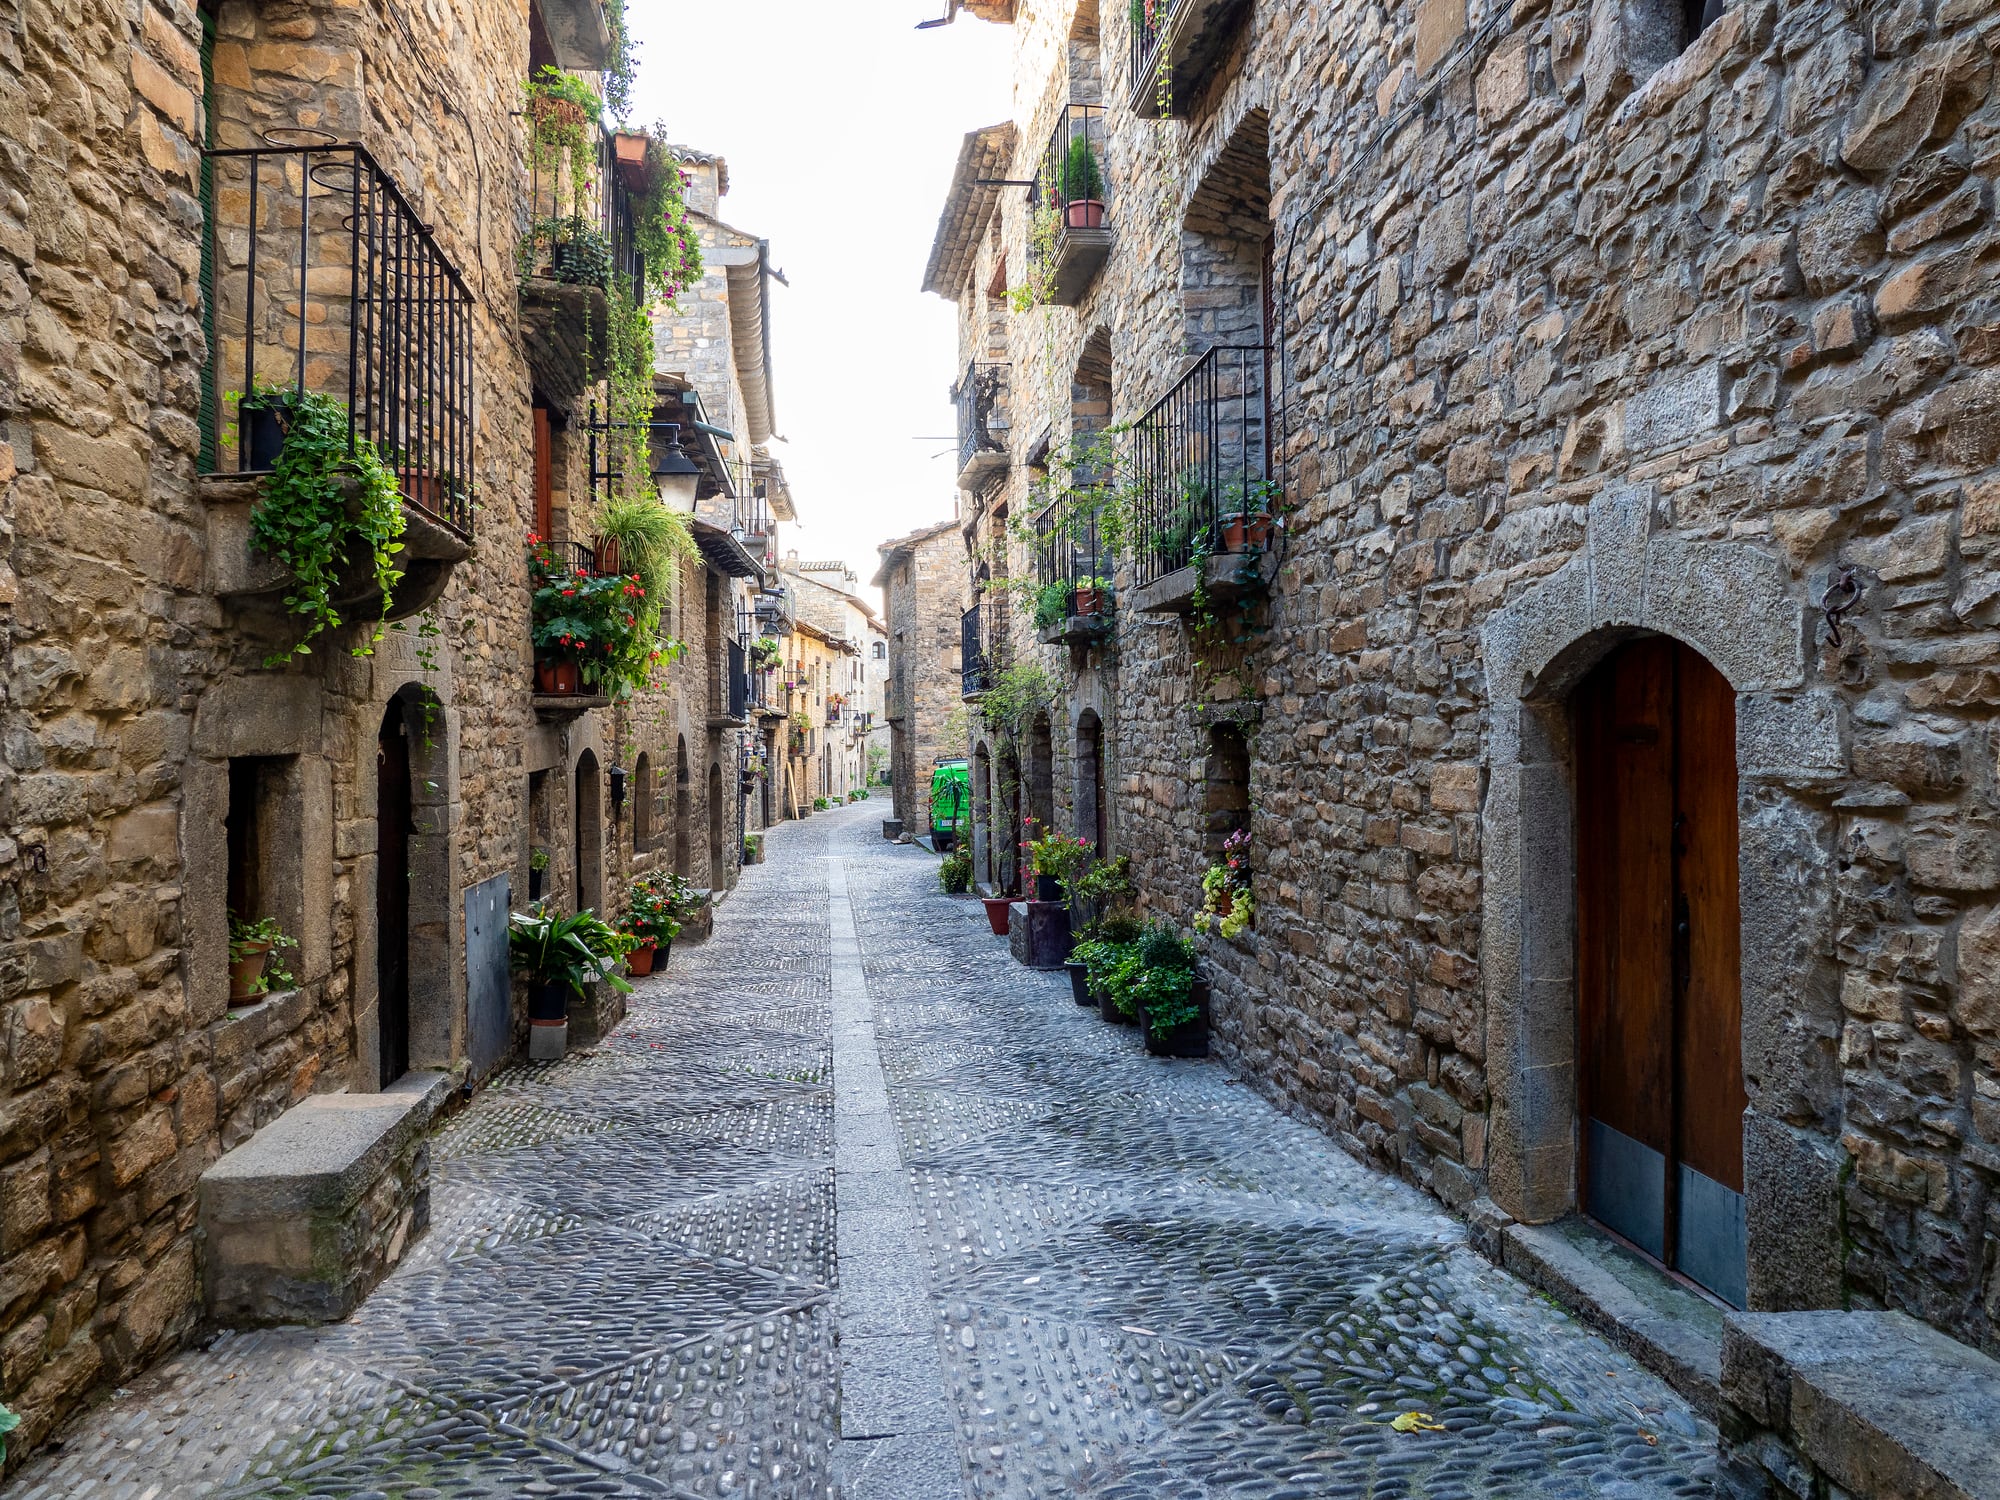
1131, 0, 1176, 105
523, 123, 643, 308
725, 460, 776, 546
727, 637, 749, 721
953, 360, 1010, 476
1129, 345, 1271, 587
201, 140, 475, 534
1032, 490, 1109, 615
1031, 103, 1109, 276
960, 603, 990, 698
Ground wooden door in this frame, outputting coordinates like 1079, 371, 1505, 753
376, 705, 412, 1088
1574, 638, 1747, 1306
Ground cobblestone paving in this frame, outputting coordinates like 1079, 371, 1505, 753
11, 806, 1720, 1499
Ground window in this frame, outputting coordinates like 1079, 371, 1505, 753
874, 641, 886, 660
225, 755, 304, 999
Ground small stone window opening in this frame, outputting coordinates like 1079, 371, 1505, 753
1202, 724, 1250, 856
633, 752, 654, 851
1680, 0, 1726, 48
225, 755, 303, 993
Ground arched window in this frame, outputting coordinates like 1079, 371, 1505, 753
632, 752, 654, 851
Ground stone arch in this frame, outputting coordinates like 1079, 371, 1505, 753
1075, 707, 1106, 852
574, 747, 604, 915
673, 736, 693, 877
971, 740, 994, 890
633, 750, 655, 852
707, 760, 726, 888
1480, 510, 1845, 1313
1181, 105, 1270, 353
997, 742, 1024, 895
1027, 712, 1056, 835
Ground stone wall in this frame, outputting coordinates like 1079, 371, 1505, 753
934, 0, 2000, 1358
879, 520, 970, 837
0, 0, 574, 1462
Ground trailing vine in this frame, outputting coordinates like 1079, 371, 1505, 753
249, 388, 406, 666
630, 133, 703, 307
524, 66, 602, 214
601, 0, 638, 122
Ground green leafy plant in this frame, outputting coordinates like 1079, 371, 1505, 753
249, 388, 407, 665
530, 847, 551, 873
939, 847, 973, 894
980, 660, 1060, 739
592, 492, 695, 608
629, 132, 704, 307
751, 636, 783, 671
1071, 852, 1136, 927
528, 540, 677, 698
624, 875, 683, 946
508, 905, 635, 998
537, 215, 609, 286
524, 66, 602, 212
1131, 920, 1199, 1034
228, 913, 298, 995
1027, 577, 1072, 632
1023, 822, 1093, 888
1062, 131, 1103, 202
0, 1401, 18, 1462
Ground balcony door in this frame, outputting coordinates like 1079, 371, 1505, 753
1574, 637, 1746, 1307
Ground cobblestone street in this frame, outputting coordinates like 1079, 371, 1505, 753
11, 806, 1718, 1500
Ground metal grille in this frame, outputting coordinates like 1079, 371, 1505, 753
1128, 345, 1270, 587
1130, 0, 1178, 105
728, 638, 749, 721
960, 604, 990, 698
524, 125, 643, 307
1030, 103, 1108, 283
953, 360, 1009, 475
202, 141, 476, 534
1031, 492, 1108, 615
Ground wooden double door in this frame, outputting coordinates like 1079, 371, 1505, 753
1574, 638, 1747, 1307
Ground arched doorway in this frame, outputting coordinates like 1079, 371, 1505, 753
1075, 709, 1105, 851
998, 748, 1023, 895
633, 751, 654, 852
1027, 713, 1055, 835
1573, 636, 1745, 1307
574, 749, 603, 914
971, 744, 992, 889
376, 700, 411, 1087
707, 761, 726, 887
673, 737, 692, 876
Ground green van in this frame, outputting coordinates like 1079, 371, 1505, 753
929, 759, 970, 850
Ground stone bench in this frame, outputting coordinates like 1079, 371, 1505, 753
1718, 1310, 2000, 1500
199, 1072, 449, 1325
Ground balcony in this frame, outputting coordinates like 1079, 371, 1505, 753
199, 141, 474, 630
529, 539, 618, 719
1030, 105, 1112, 307
1128, 345, 1276, 615
754, 578, 796, 637
710, 636, 750, 729
1030, 492, 1114, 647
953, 360, 1010, 491
961, 603, 993, 699
518, 123, 644, 405
1129, 0, 1253, 119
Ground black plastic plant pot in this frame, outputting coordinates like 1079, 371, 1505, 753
1145, 977, 1211, 1058
1035, 874, 1062, 902
1099, 985, 1134, 1026
528, 868, 544, 901
528, 979, 571, 1022
1065, 962, 1092, 1006
238, 396, 289, 472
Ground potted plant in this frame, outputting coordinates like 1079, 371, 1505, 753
508, 905, 635, 1059
980, 892, 1013, 936
1073, 913, 1143, 1024
227, 914, 298, 1003
529, 846, 550, 901
528, 539, 668, 701
623, 875, 682, 975
1132, 922, 1207, 1057
1061, 132, 1105, 228
1023, 822, 1092, 904
1220, 510, 1273, 551
1073, 575, 1111, 616
1061, 853, 1131, 1005
939, 847, 973, 894
1202, 827, 1255, 938
1028, 577, 1072, 633
751, 636, 783, 672
232, 384, 300, 472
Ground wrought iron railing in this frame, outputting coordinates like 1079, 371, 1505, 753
961, 604, 990, 698
727, 638, 749, 721
1129, 345, 1271, 587
1130, 0, 1178, 106
1031, 103, 1109, 281
725, 460, 776, 545
201, 140, 475, 534
522, 124, 643, 308
953, 360, 1010, 476
1032, 491, 1109, 616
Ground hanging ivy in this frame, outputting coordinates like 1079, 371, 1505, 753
524, 66, 602, 219
602, 0, 638, 122
249, 388, 406, 666
630, 133, 703, 308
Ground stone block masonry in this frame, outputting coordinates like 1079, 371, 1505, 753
910, 0, 2000, 1419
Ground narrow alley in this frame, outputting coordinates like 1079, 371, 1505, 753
13, 808, 1713, 1500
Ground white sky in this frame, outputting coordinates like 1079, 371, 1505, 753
624, 0, 1012, 607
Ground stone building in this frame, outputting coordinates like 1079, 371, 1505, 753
783, 556, 883, 802
0, 0, 802, 1464
904, 0, 2000, 1468
877, 517, 972, 838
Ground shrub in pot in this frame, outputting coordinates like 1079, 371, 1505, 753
1060, 132, 1105, 228
623, 876, 683, 975
1132, 922, 1206, 1057
1024, 822, 1092, 905
939, 848, 973, 894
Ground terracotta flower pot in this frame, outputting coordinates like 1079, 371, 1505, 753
626, 942, 656, 976
1074, 587, 1102, 616
536, 659, 581, 695
1221, 512, 1273, 552
1066, 199, 1106, 229
612, 131, 647, 174
228, 942, 271, 1002
981, 896, 1012, 936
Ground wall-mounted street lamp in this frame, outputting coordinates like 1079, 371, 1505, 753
608, 764, 627, 819
652, 423, 701, 513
